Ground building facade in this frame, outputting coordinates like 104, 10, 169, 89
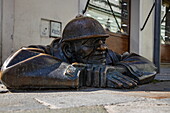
0, 0, 169, 67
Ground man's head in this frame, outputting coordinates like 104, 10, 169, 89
61, 16, 109, 65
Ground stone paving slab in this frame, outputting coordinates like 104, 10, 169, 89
155, 75, 170, 81
132, 81, 170, 92
0, 90, 146, 112
111, 91, 170, 99
155, 66, 170, 80
0, 87, 170, 113
104, 99, 170, 113
2, 106, 107, 113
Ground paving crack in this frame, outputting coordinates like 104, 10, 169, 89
34, 98, 61, 109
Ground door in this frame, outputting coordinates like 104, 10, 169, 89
161, 0, 170, 63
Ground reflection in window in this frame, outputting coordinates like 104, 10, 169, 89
84, 0, 130, 35
161, 4, 170, 45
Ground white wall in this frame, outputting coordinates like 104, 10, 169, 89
13, 0, 79, 49
1, 0, 79, 63
130, 0, 155, 61
130, 0, 140, 54
140, 0, 154, 61
79, 0, 88, 14
1, 0, 15, 64
0, 0, 2, 66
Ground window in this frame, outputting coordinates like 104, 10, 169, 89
84, 0, 130, 35
161, 2, 170, 45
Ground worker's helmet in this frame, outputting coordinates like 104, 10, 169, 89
62, 16, 109, 42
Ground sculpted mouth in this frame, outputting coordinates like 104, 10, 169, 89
82, 50, 106, 59
87, 59, 106, 64
93, 51, 106, 56
80, 49, 106, 64
93, 51, 106, 59
86, 51, 106, 64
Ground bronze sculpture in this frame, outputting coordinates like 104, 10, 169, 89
0, 16, 157, 89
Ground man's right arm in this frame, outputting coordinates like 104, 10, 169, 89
1, 47, 80, 89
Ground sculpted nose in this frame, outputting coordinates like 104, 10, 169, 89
96, 40, 108, 51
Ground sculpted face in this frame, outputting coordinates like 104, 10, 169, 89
70, 37, 108, 65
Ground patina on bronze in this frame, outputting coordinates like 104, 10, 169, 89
62, 16, 109, 42
0, 16, 157, 89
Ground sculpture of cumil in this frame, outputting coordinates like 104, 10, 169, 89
0, 16, 157, 89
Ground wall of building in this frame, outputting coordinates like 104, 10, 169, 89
130, 0, 155, 61
14, 0, 79, 49
0, 0, 2, 66
1, 0, 156, 64
140, 0, 154, 61
1, 0, 15, 64
130, 0, 140, 54
1, 0, 79, 63
79, 0, 88, 14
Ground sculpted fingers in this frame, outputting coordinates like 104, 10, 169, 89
107, 71, 138, 89
86, 64, 93, 86
107, 74, 123, 88
113, 71, 137, 88
118, 73, 138, 86
85, 64, 106, 87
82, 64, 138, 89
100, 67, 107, 87
92, 66, 100, 87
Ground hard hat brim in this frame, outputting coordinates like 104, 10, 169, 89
62, 34, 109, 42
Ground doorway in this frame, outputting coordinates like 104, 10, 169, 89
161, 0, 170, 63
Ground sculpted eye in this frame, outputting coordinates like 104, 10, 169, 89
102, 39, 106, 44
102, 38, 106, 43
82, 40, 94, 47
82, 39, 90, 45
95, 39, 106, 44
